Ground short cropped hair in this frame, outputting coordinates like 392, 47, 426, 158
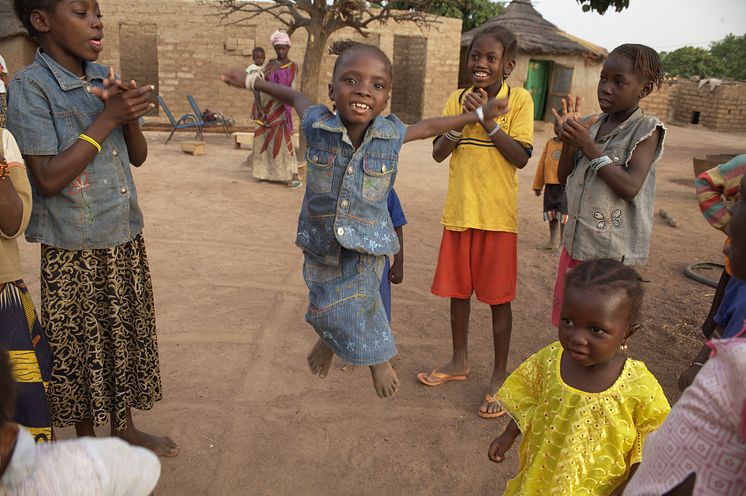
328, 40, 392, 80
14, 0, 60, 38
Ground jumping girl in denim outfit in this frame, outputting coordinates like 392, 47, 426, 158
222, 41, 509, 398
7, 0, 177, 456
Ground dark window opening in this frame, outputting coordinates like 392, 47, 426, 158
691, 111, 700, 124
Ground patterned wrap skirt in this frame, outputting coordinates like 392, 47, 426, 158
0, 280, 53, 442
40, 233, 163, 430
303, 250, 397, 366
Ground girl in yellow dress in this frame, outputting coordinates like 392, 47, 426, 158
488, 258, 670, 495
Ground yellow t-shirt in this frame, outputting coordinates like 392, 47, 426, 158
440, 83, 534, 232
497, 342, 670, 496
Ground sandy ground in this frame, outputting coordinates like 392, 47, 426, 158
17, 122, 744, 495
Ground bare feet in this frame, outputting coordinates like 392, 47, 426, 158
115, 426, 179, 457
479, 373, 508, 417
370, 361, 399, 398
540, 241, 558, 251
423, 360, 471, 381
307, 338, 334, 378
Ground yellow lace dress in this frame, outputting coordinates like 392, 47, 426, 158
497, 342, 670, 495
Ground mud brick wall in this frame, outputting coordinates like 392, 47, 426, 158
640, 80, 673, 123
669, 80, 746, 133
92, 0, 461, 128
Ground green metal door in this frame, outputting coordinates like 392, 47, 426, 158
525, 60, 550, 120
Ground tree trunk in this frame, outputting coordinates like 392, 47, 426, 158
297, 26, 330, 158
299, 27, 331, 107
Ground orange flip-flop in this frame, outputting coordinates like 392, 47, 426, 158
478, 393, 506, 419
417, 369, 468, 387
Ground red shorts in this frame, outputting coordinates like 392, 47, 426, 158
431, 229, 517, 305
551, 247, 582, 327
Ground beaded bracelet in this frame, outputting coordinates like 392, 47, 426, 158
78, 133, 101, 153
444, 130, 461, 142
0, 162, 9, 181
590, 155, 613, 173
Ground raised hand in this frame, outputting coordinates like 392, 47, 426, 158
551, 95, 583, 137
221, 68, 249, 89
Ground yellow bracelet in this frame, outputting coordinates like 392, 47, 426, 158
78, 133, 101, 153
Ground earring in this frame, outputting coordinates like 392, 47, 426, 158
503, 73, 509, 79
620, 342, 628, 352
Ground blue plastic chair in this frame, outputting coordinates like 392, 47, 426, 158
186, 95, 232, 138
157, 96, 204, 144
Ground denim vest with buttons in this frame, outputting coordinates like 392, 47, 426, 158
297, 105, 406, 265
564, 108, 665, 264
7, 49, 144, 250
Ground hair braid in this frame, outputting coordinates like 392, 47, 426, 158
565, 258, 645, 324
611, 44, 664, 90
329, 40, 392, 80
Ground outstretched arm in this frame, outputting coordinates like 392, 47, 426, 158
406, 97, 509, 144
221, 68, 313, 120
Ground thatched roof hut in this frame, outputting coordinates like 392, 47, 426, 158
459, 0, 608, 120
461, 0, 606, 59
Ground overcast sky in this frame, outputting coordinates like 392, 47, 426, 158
533, 0, 746, 53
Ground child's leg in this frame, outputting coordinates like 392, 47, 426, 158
113, 407, 178, 457
480, 302, 512, 416
547, 219, 560, 248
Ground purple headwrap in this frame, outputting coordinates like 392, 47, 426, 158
270, 30, 291, 47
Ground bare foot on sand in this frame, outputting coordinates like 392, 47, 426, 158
370, 361, 399, 398
115, 426, 179, 457
307, 338, 334, 378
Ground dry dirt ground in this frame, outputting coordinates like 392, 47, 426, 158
17, 123, 744, 495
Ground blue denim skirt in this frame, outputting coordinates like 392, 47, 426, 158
303, 250, 396, 366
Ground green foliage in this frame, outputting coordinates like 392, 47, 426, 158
575, 0, 630, 14
710, 33, 746, 80
412, 0, 504, 32
661, 34, 746, 80
661, 46, 725, 78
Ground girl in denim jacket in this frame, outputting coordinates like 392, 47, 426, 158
222, 41, 510, 398
7, 0, 177, 456
551, 44, 666, 328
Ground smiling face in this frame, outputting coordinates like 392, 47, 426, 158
328, 49, 391, 128
466, 35, 514, 91
32, 0, 103, 75
725, 174, 746, 279
559, 286, 632, 368
597, 53, 651, 114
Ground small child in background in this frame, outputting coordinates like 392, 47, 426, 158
381, 188, 407, 323
488, 258, 670, 495
532, 132, 567, 250
246, 46, 266, 74
247, 47, 267, 126
222, 41, 509, 398
0, 348, 161, 494
551, 44, 666, 327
